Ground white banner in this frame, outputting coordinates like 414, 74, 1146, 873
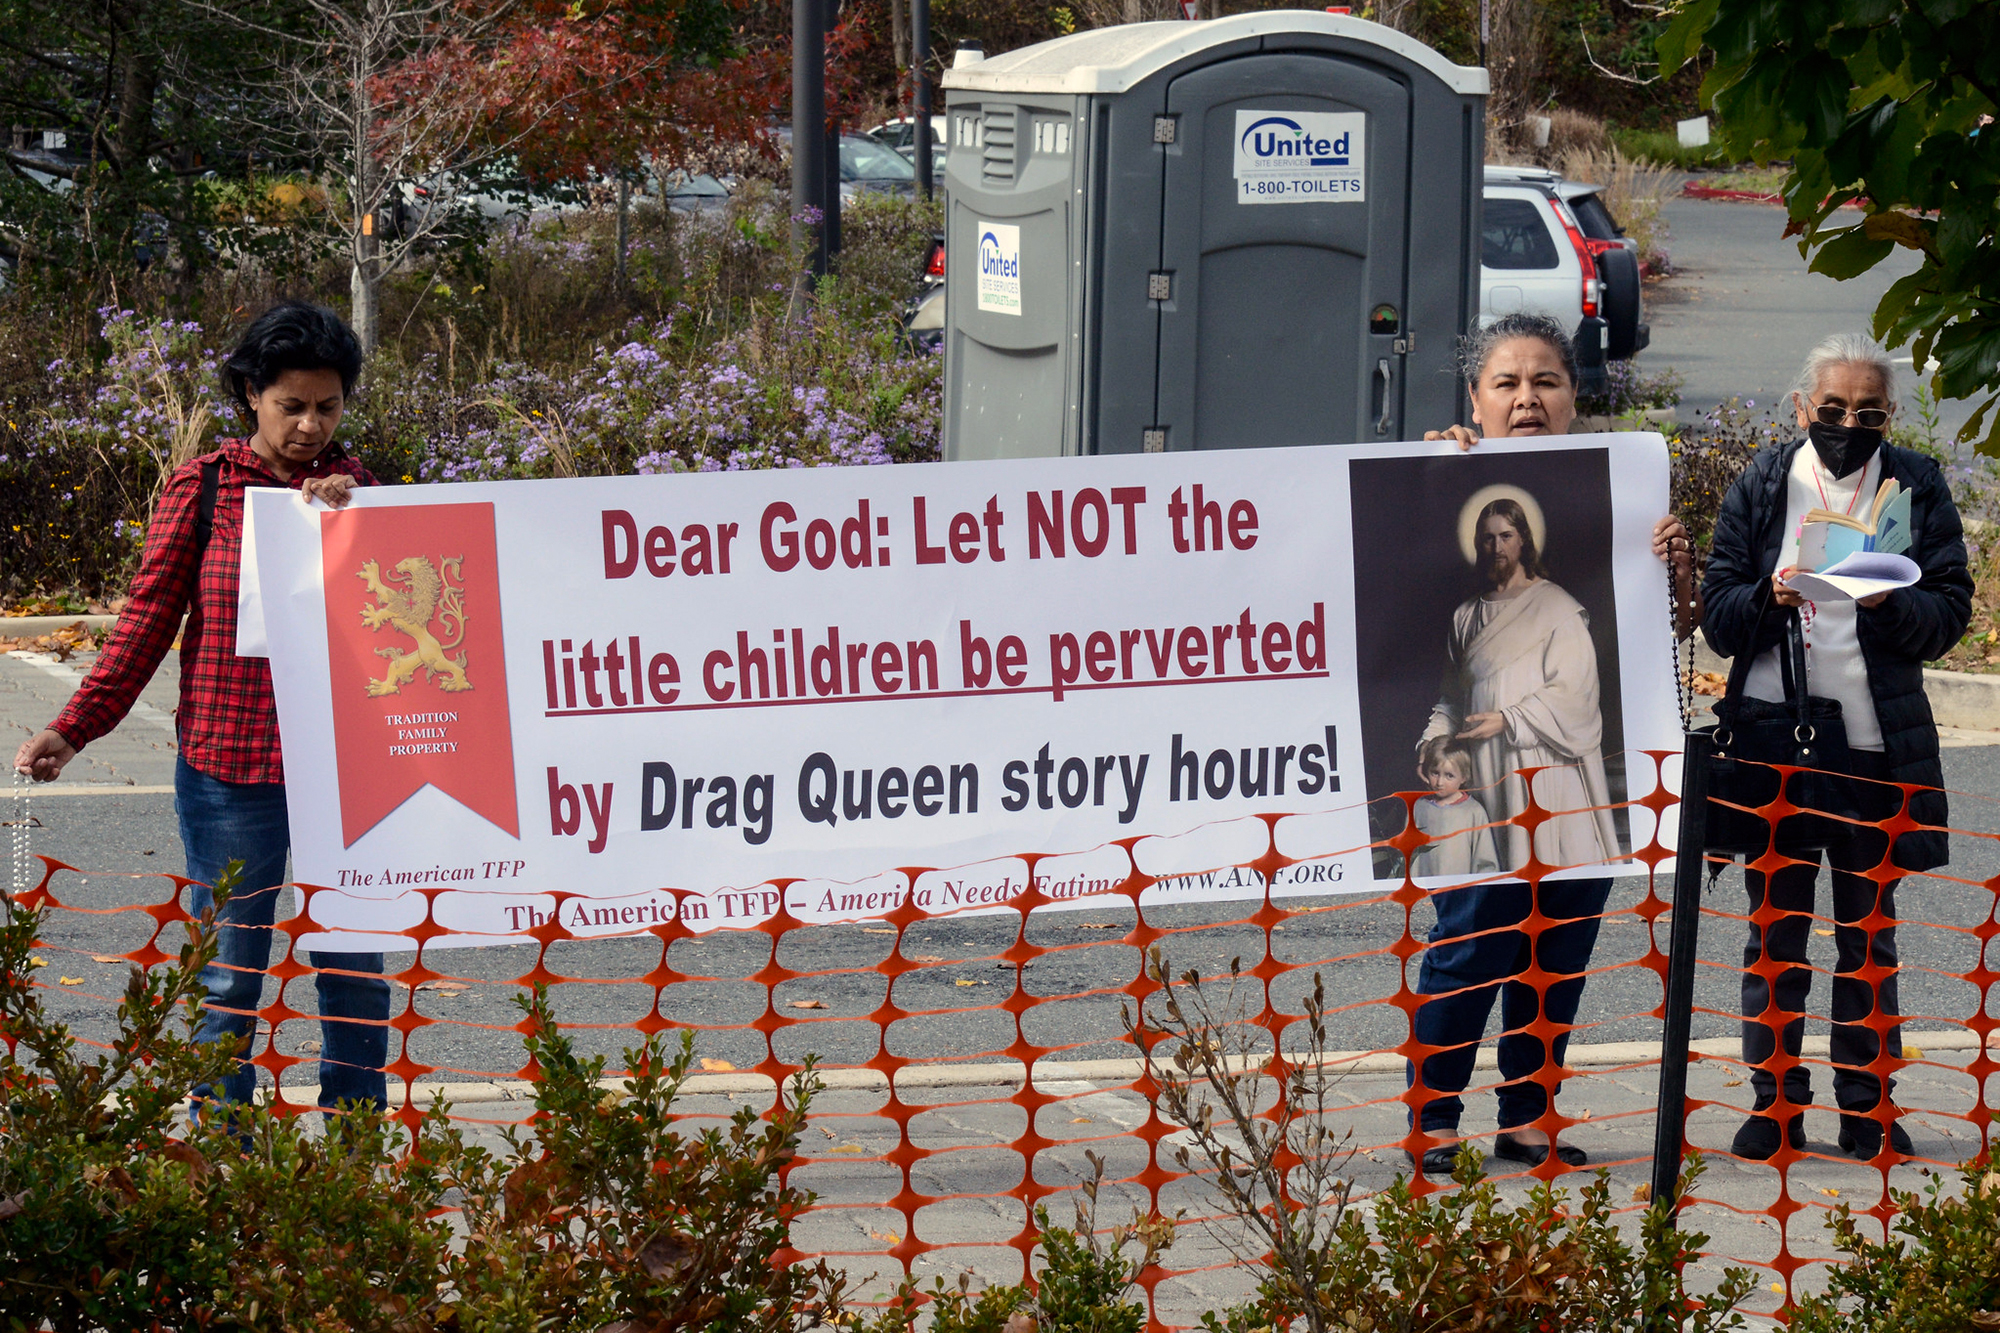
240, 436, 1678, 946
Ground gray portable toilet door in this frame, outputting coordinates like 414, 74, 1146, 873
1155, 54, 1412, 449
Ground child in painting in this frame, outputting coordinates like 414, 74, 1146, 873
1412, 738, 1499, 878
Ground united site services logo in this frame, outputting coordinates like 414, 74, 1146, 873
1239, 114, 1351, 166
1231, 109, 1367, 205
976, 220, 1022, 316
322, 503, 518, 847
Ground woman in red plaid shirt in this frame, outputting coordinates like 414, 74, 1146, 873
13, 301, 390, 1118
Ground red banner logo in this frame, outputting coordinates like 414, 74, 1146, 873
321, 503, 519, 847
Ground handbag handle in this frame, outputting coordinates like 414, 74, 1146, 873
1714, 597, 1811, 749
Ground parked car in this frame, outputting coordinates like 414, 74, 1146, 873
1481, 164, 1649, 394
903, 231, 946, 352
769, 128, 920, 199
658, 170, 733, 215
864, 116, 948, 187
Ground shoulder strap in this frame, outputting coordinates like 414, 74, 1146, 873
193, 458, 222, 559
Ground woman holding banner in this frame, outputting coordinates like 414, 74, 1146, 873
11, 300, 390, 1121
1701, 332, 1969, 1161
1403, 313, 1695, 1175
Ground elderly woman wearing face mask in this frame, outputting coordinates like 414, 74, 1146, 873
1702, 332, 1970, 1161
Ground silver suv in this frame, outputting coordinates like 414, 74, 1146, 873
1482, 164, 1649, 396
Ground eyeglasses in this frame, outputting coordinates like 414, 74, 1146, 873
1809, 399, 1892, 430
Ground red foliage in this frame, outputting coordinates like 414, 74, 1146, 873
380, 0, 791, 187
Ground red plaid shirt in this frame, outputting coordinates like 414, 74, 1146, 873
51, 439, 377, 785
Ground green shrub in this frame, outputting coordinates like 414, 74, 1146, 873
1127, 950, 1753, 1333
1787, 1158, 2000, 1333
845, 1153, 1172, 1333
0, 880, 841, 1331
1610, 127, 1731, 171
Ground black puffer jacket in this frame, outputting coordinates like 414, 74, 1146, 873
1701, 439, 1972, 872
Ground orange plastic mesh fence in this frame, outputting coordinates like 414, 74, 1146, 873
5, 750, 1991, 1325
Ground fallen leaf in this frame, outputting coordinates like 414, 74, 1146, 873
1814, 928, 1835, 937
1070, 1116, 1091, 1123
28, 957, 45, 968
699, 1058, 736, 1072
90, 954, 124, 964
1821, 1188, 1839, 1197
906, 955, 946, 965
954, 978, 988, 988
1903, 1045, 1924, 1060
861, 928, 896, 935
870, 1231, 901, 1245
58, 976, 83, 986
1075, 923, 1119, 931
1770, 1283, 1785, 1295
1630, 1183, 1652, 1203
789, 999, 827, 1010
827, 1144, 865, 1154
1723, 1079, 1743, 1088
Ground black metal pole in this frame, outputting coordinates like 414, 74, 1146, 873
1649, 733, 1712, 1218
792, 0, 827, 278
911, 0, 933, 201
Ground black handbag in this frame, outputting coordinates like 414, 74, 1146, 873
1697, 604, 1859, 857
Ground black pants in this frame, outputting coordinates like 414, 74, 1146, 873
1741, 750, 1902, 1114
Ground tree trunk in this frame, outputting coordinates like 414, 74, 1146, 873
351, 235, 380, 355
350, 61, 381, 355
1485, 0, 1547, 147
890, 0, 908, 103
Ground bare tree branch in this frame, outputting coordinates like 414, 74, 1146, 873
1581, 28, 1661, 86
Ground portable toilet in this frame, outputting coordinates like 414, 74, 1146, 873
939, 13, 1487, 460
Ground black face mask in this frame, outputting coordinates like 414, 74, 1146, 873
1808, 420, 1883, 479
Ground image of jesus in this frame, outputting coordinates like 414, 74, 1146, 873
1416, 494, 1621, 871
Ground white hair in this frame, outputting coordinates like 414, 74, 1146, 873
1790, 332, 1899, 405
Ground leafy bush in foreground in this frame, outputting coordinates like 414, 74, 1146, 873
1786, 1159, 2000, 1333
0, 880, 842, 1331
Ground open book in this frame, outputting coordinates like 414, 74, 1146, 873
1797, 477, 1912, 570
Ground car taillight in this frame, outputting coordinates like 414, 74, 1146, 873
926, 242, 945, 277
1551, 198, 1600, 320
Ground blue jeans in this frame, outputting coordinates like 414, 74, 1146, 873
177, 756, 389, 1115
1408, 876, 1612, 1133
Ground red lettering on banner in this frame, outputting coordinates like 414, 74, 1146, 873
321, 503, 519, 846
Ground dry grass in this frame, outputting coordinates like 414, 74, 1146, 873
1559, 143, 1677, 274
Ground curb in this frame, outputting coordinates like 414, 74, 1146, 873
0, 614, 120, 638
264, 1028, 1991, 1111
1692, 640, 2000, 732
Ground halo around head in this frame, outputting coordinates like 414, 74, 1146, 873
1458, 485, 1546, 565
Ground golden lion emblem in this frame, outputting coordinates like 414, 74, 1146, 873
357, 555, 472, 696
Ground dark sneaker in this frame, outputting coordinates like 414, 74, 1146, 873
1837, 1115, 1913, 1159
1731, 1112, 1806, 1160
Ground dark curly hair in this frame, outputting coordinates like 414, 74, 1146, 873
219, 300, 364, 420
1459, 312, 1579, 391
